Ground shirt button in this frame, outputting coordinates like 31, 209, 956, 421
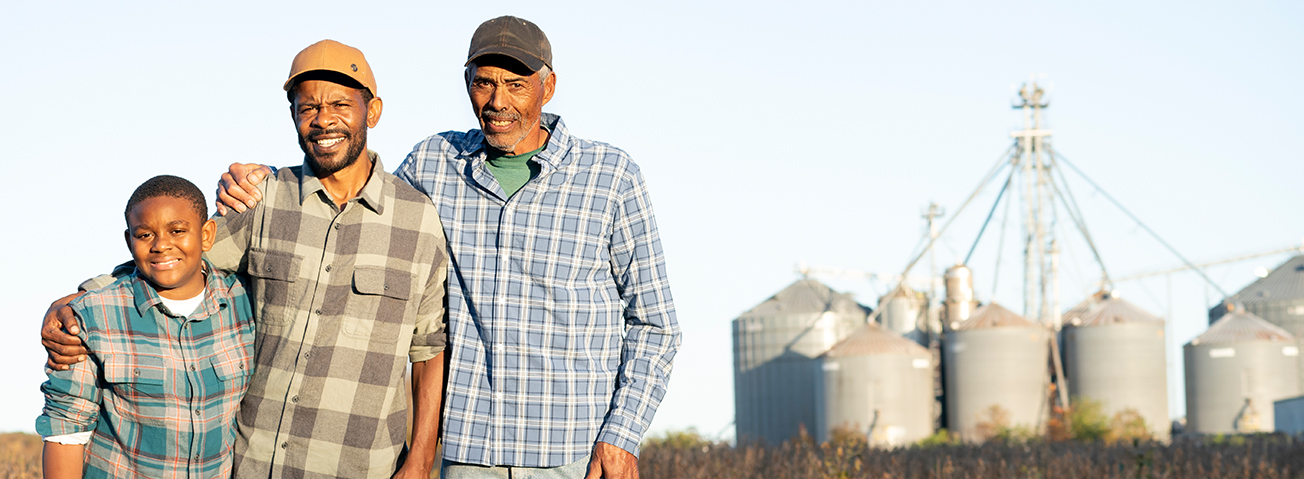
315, 309, 322, 315
334, 224, 341, 230
292, 395, 299, 403
195, 409, 202, 416
303, 351, 311, 360
190, 364, 197, 371
281, 442, 288, 449
194, 454, 200, 460
133, 369, 140, 376
325, 265, 332, 272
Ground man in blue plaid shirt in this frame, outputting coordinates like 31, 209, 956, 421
216, 15, 680, 479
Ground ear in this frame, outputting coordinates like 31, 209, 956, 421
124, 229, 132, 249
541, 71, 556, 106
200, 219, 217, 252
366, 96, 383, 128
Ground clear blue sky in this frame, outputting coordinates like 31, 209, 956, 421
3, 1, 1302, 439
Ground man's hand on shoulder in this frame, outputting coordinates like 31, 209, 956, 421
41, 292, 88, 370
586, 442, 638, 479
215, 163, 272, 215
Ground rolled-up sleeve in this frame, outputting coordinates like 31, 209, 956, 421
595, 168, 681, 457
36, 313, 101, 437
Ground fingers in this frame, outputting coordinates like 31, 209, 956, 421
42, 294, 89, 370
216, 164, 271, 214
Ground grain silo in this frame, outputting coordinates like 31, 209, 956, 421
734, 279, 868, 445
879, 285, 926, 343
1209, 255, 1304, 388
1185, 305, 1300, 434
815, 323, 933, 446
943, 302, 1049, 441
1062, 294, 1170, 439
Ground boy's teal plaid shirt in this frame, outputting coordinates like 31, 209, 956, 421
37, 261, 255, 478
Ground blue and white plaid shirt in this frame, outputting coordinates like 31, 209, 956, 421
396, 114, 680, 467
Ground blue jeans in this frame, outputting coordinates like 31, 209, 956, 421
440, 455, 592, 479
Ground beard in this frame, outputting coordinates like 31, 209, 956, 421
481, 108, 534, 152
299, 125, 368, 177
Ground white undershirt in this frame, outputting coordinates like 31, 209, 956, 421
159, 289, 206, 318
42, 287, 206, 444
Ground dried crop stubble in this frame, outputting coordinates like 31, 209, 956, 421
639, 433, 1304, 479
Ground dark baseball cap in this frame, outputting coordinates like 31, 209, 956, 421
466, 16, 552, 73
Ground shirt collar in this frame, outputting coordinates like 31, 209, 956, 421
130, 258, 230, 319
298, 150, 390, 215
459, 113, 571, 170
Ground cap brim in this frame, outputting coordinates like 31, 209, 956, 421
466, 46, 547, 72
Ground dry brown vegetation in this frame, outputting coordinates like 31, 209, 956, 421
640, 429, 1304, 479
0, 433, 41, 479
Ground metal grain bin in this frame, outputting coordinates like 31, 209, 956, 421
943, 303, 1049, 441
1209, 255, 1304, 388
1185, 307, 1300, 434
815, 323, 933, 446
734, 279, 868, 445
1062, 295, 1170, 439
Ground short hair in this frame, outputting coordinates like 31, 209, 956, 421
286, 71, 374, 104
124, 175, 208, 224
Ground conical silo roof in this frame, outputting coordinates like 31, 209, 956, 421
1189, 310, 1295, 346
955, 302, 1034, 330
740, 278, 869, 318
1071, 297, 1163, 327
1227, 255, 1304, 308
822, 323, 929, 357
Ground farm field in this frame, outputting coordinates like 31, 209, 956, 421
639, 431, 1304, 479
5, 430, 1304, 478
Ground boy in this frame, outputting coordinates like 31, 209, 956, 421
37, 175, 254, 478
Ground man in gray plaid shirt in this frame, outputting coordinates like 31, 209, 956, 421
216, 16, 682, 479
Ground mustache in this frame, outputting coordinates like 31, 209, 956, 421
480, 109, 521, 122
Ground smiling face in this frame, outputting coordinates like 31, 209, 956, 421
125, 196, 217, 300
467, 58, 555, 154
290, 79, 382, 177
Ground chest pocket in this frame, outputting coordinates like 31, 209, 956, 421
247, 249, 302, 326
342, 266, 414, 341
102, 354, 168, 426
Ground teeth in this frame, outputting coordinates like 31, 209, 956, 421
491, 120, 511, 126
317, 137, 344, 147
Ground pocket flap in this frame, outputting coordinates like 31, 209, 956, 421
209, 355, 252, 381
103, 355, 166, 385
248, 249, 300, 281
352, 266, 413, 300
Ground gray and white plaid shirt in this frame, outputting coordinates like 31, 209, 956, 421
209, 153, 449, 479
397, 114, 680, 467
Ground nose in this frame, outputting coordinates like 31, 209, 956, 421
488, 85, 510, 112
309, 108, 335, 130
151, 234, 173, 253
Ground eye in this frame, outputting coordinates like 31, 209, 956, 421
136, 232, 152, 240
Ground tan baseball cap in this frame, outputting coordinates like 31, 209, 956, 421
284, 39, 377, 96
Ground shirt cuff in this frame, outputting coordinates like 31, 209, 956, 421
43, 431, 92, 445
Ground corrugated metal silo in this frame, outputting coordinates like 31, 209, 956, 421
1185, 307, 1300, 434
734, 279, 868, 445
1209, 255, 1304, 388
1062, 295, 1170, 439
943, 303, 1049, 441
815, 323, 933, 446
